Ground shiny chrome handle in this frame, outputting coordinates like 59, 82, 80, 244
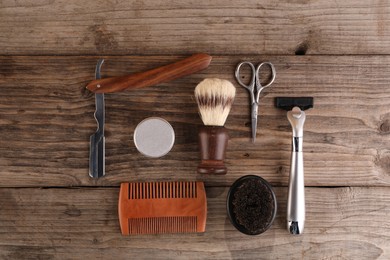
286, 108, 306, 235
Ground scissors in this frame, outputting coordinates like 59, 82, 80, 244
235, 61, 276, 142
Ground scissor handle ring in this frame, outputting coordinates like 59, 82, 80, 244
255, 62, 276, 89
235, 61, 256, 90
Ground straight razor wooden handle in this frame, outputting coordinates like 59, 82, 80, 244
86, 53, 212, 93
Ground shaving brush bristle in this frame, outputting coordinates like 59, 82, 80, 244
194, 78, 236, 126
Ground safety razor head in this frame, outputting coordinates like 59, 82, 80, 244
275, 97, 314, 111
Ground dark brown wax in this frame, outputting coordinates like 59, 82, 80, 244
232, 178, 275, 235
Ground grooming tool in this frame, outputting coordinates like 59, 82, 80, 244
235, 61, 276, 142
89, 59, 105, 179
118, 181, 207, 235
86, 53, 212, 93
194, 78, 236, 175
133, 117, 175, 158
275, 97, 313, 235
227, 175, 277, 235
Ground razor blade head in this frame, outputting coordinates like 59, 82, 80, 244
275, 97, 314, 111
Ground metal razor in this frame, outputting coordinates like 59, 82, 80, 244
89, 59, 105, 178
276, 97, 313, 235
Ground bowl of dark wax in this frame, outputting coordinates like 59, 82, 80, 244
227, 175, 277, 235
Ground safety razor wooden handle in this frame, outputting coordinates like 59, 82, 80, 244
86, 53, 212, 93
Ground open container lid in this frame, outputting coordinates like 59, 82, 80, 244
133, 117, 175, 158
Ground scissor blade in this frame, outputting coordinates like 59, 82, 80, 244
250, 103, 259, 143
251, 117, 257, 143
89, 59, 105, 178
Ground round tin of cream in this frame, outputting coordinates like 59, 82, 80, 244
133, 117, 175, 158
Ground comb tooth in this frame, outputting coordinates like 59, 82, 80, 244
154, 218, 157, 234
159, 217, 162, 234
129, 183, 132, 200
180, 217, 183, 233
141, 218, 145, 234
143, 218, 146, 234
135, 219, 138, 235
127, 219, 133, 234
193, 216, 197, 232
146, 218, 150, 234
162, 182, 165, 199
163, 218, 165, 233
175, 217, 177, 233
145, 182, 148, 199
176, 216, 179, 233
172, 216, 175, 233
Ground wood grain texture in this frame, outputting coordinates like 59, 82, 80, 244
0, 55, 389, 187
1, 0, 390, 55
0, 186, 388, 259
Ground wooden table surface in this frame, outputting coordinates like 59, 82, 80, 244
1, 1, 389, 259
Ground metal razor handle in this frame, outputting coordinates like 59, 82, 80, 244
286, 108, 306, 235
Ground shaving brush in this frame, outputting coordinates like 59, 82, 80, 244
195, 78, 236, 174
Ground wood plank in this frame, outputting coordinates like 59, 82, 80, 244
0, 55, 389, 187
1, 0, 390, 55
0, 186, 388, 259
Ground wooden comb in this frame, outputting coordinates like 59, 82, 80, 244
118, 181, 207, 235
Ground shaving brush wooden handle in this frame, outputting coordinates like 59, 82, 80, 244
195, 78, 236, 175
198, 126, 228, 175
